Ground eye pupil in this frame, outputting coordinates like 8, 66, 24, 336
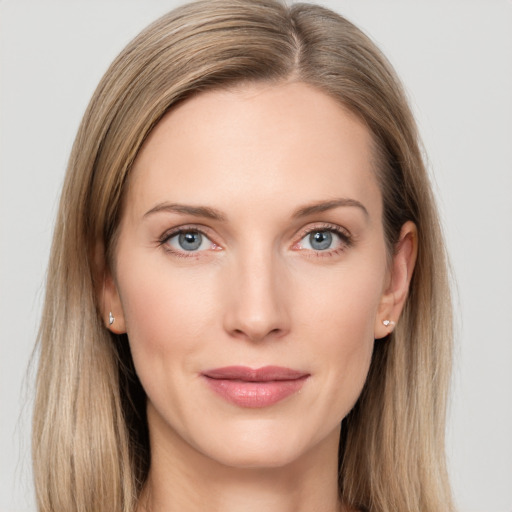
309, 231, 332, 250
178, 232, 202, 251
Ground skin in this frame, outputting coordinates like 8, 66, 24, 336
104, 81, 417, 512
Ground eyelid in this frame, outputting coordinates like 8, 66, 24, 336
157, 222, 353, 257
158, 224, 222, 255
292, 222, 353, 254
295, 222, 352, 241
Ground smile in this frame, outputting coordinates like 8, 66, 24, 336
201, 366, 310, 408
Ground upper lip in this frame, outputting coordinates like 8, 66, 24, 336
202, 365, 309, 382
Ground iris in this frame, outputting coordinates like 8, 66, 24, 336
309, 231, 332, 250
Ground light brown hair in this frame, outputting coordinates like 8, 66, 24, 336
33, 1, 454, 511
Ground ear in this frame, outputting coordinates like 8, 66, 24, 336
103, 270, 127, 334
374, 221, 418, 340
94, 241, 126, 335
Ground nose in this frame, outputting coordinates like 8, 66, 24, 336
222, 248, 290, 342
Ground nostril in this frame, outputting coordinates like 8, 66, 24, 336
230, 326, 285, 342
222, 277, 290, 341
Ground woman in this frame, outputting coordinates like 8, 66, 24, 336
32, 1, 454, 511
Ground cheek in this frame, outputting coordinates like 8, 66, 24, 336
293, 259, 385, 416
115, 251, 220, 390
296, 255, 385, 345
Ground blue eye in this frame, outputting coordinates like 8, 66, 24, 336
166, 230, 211, 252
309, 231, 333, 250
179, 232, 202, 251
298, 228, 349, 252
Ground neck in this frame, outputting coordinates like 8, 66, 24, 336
137, 404, 345, 512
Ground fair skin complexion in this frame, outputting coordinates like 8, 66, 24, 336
104, 81, 417, 512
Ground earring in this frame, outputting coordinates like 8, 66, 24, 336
382, 319, 395, 327
109, 311, 115, 326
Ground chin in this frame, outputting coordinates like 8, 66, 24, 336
190, 417, 334, 471
207, 444, 305, 470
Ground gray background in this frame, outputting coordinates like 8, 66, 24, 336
1, 1, 511, 511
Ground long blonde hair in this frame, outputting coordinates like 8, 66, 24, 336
33, 1, 454, 511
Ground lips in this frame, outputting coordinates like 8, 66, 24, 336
201, 366, 309, 408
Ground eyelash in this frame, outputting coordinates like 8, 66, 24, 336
157, 223, 353, 258
294, 223, 353, 257
158, 225, 216, 258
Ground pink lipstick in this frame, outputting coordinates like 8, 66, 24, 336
201, 366, 309, 408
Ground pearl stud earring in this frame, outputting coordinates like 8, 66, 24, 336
109, 311, 115, 326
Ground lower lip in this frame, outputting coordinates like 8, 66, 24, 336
203, 376, 309, 408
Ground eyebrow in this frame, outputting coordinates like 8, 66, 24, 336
143, 202, 227, 221
143, 197, 368, 222
292, 198, 369, 218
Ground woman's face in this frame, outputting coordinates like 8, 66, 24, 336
108, 81, 402, 469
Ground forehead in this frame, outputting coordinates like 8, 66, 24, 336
126, 81, 381, 221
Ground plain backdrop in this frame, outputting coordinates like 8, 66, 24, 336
1, 1, 511, 511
